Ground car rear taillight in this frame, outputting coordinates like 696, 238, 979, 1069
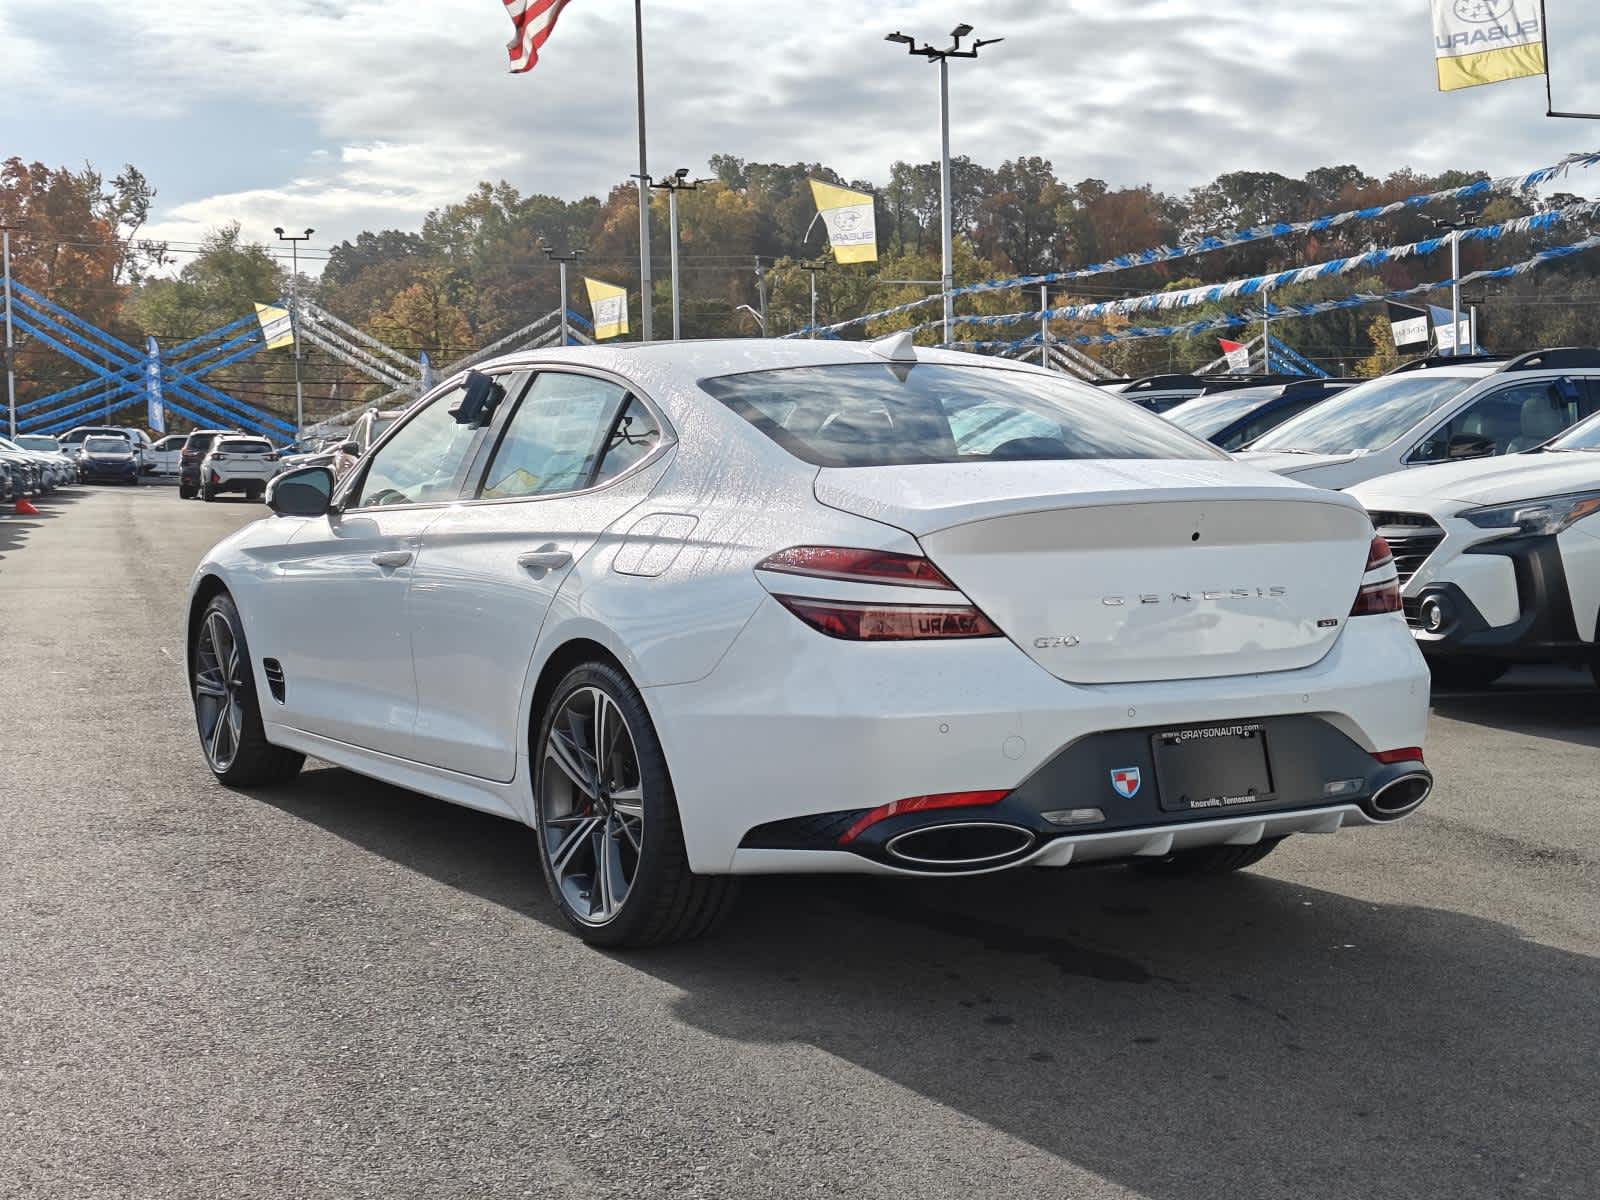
839, 790, 1011, 845
1372, 747, 1424, 765
265, 452, 279, 462
210, 453, 228, 461
773, 596, 1000, 641
1351, 534, 1401, 616
758, 546, 957, 589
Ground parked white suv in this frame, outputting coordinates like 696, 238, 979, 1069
199, 436, 280, 502
146, 433, 188, 477
1238, 350, 1600, 490
1351, 410, 1600, 688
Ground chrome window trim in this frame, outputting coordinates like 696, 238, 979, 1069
337, 362, 676, 516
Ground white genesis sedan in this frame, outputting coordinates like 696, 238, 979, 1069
186, 336, 1432, 946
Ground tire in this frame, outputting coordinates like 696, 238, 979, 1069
1426, 656, 1508, 690
532, 661, 736, 948
1132, 837, 1284, 877
202, 482, 217, 502
179, 483, 196, 500
246, 484, 264, 502
190, 592, 305, 788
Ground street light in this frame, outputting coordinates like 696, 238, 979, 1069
541, 242, 585, 347
1430, 218, 1473, 356
274, 226, 314, 435
886, 23, 1002, 344
735, 304, 766, 334
651, 170, 707, 340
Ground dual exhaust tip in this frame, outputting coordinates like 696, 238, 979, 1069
877, 773, 1434, 869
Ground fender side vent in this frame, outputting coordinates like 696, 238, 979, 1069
262, 658, 286, 704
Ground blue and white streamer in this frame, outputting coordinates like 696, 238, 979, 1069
940, 233, 1600, 352
788, 149, 1600, 338
920, 202, 1600, 333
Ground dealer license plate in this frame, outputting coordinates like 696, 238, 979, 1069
1151, 723, 1275, 814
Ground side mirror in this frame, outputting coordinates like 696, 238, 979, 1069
266, 466, 335, 518
339, 440, 360, 455
1446, 433, 1496, 460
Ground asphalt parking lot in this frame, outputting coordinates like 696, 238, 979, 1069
1, 485, 1595, 1200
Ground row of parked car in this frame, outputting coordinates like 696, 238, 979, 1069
1104, 349, 1600, 688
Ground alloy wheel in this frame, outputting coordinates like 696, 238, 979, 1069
194, 610, 245, 772
539, 686, 645, 925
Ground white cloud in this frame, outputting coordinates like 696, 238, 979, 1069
8, 0, 1599, 264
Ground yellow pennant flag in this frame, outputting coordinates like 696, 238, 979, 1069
584, 277, 630, 340
1431, 0, 1546, 91
809, 179, 878, 264
254, 302, 295, 350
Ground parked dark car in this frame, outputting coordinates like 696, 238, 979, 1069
1164, 378, 1358, 450
178, 429, 236, 500
80, 435, 140, 484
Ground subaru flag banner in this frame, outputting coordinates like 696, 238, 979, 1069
1218, 339, 1251, 372
584, 278, 630, 340
255, 302, 295, 350
145, 335, 165, 434
809, 180, 878, 264
1432, 0, 1546, 91
1387, 302, 1431, 349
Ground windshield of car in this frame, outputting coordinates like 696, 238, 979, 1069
185, 433, 221, 452
1249, 374, 1478, 455
1545, 410, 1600, 452
1163, 388, 1282, 439
702, 363, 1224, 468
85, 437, 131, 454
15, 436, 60, 452
216, 439, 272, 455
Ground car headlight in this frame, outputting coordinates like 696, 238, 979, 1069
1461, 492, 1600, 536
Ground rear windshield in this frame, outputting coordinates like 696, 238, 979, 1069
217, 439, 272, 454
85, 437, 130, 454
701, 363, 1223, 468
185, 433, 221, 451
1249, 374, 1477, 455
16, 436, 60, 452
1164, 388, 1281, 439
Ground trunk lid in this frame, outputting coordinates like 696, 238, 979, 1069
816, 460, 1375, 684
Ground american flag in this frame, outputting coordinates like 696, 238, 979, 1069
503, 0, 572, 74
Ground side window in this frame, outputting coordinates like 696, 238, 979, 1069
480, 373, 628, 500
350, 385, 482, 508
593, 397, 662, 486
1413, 386, 1544, 463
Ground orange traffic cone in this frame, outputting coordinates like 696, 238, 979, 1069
15, 498, 39, 515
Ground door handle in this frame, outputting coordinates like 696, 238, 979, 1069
371, 550, 413, 569
518, 547, 572, 571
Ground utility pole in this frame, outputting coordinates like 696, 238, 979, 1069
799, 262, 827, 338
3, 226, 16, 438
1432, 218, 1471, 356
543, 244, 585, 346
633, 0, 653, 342
274, 226, 314, 435
1040, 284, 1051, 369
651, 171, 704, 340
754, 256, 768, 336
886, 24, 1003, 345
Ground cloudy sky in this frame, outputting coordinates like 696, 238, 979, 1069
2, 0, 1597, 266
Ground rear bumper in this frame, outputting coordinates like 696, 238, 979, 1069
646, 599, 1431, 874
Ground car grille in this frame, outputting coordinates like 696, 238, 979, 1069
1368, 511, 1445, 589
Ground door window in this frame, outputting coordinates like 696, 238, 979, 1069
1414, 381, 1597, 463
349, 384, 482, 508
479, 373, 636, 500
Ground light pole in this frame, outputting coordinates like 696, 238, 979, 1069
799, 262, 827, 338
3, 224, 16, 438
543, 244, 584, 346
753, 256, 769, 336
886, 24, 1002, 345
633, 0, 653, 342
274, 226, 313, 435
1431, 218, 1471, 356
735, 304, 766, 334
651, 170, 705, 340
